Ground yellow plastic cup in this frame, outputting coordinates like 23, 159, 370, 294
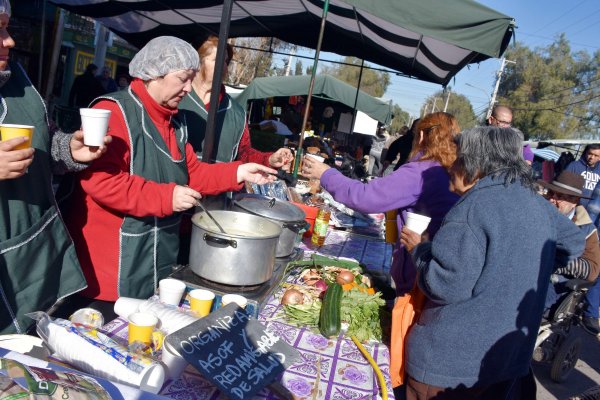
128, 312, 158, 345
0, 124, 34, 150
189, 289, 215, 317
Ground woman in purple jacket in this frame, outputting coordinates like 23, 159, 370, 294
302, 112, 460, 295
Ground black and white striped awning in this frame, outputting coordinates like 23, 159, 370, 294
49, 0, 514, 85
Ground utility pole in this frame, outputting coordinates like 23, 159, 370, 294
285, 47, 295, 76
487, 58, 516, 119
443, 90, 451, 112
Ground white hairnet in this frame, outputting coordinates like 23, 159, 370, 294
129, 36, 199, 80
0, 0, 11, 16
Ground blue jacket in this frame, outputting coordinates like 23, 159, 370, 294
407, 175, 585, 388
566, 158, 600, 207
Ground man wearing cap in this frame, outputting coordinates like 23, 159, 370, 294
0, 0, 111, 334
565, 144, 600, 208
540, 171, 600, 335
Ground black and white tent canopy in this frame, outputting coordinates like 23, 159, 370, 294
50, 0, 514, 86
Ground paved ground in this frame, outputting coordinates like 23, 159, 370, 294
534, 327, 600, 399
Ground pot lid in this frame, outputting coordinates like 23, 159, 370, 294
234, 194, 306, 222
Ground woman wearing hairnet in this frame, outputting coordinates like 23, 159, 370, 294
61, 36, 277, 302
0, 0, 110, 334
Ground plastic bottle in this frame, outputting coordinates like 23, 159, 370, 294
311, 202, 331, 246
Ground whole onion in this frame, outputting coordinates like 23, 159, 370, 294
336, 270, 355, 285
314, 279, 328, 294
281, 288, 304, 305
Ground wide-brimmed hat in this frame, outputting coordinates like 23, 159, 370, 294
538, 171, 591, 199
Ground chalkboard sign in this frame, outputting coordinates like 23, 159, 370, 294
166, 303, 299, 400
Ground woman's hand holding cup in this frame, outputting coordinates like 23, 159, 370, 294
301, 154, 330, 180
0, 137, 34, 180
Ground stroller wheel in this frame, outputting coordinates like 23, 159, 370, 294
550, 335, 581, 382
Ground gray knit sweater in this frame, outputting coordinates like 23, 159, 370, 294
50, 131, 88, 175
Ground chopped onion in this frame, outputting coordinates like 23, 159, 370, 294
281, 288, 304, 305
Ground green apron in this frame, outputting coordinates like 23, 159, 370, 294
178, 90, 245, 162
0, 62, 87, 334
93, 90, 189, 299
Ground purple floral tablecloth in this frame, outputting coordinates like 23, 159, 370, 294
105, 230, 395, 399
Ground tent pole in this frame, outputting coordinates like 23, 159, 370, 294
348, 59, 365, 144
203, 0, 234, 164
45, 8, 65, 105
293, 0, 330, 177
38, 0, 47, 89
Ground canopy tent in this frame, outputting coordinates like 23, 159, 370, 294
236, 74, 392, 124
49, 0, 514, 86
532, 148, 560, 162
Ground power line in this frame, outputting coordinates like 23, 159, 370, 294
530, 1, 587, 35
518, 31, 600, 50
500, 76, 600, 102
512, 92, 600, 112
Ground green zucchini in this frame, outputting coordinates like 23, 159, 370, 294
319, 283, 343, 338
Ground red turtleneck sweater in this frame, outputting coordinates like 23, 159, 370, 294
63, 79, 242, 301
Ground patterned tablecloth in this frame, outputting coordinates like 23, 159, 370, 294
104, 230, 396, 400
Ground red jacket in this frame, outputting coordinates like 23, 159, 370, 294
64, 79, 243, 301
208, 86, 272, 166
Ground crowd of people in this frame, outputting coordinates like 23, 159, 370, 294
1, 0, 599, 396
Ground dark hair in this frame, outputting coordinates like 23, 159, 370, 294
583, 144, 600, 156
85, 63, 98, 74
455, 126, 534, 189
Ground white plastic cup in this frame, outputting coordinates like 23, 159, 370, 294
306, 153, 325, 163
404, 212, 431, 235
80, 108, 111, 146
159, 278, 186, 306
161, 338, 188, 380
221, 294, 248, 309
114, 297, 146, 319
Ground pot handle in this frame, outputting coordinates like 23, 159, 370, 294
283, 220, 311, 231
203, 233, 238, 248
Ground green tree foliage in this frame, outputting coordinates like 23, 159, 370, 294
498, 35, 600, 140
421, 90, 477, 130
390, 104, 410, 133
228, 38, 289, 85
295, 60, 303, 76
320, 57, 390, 97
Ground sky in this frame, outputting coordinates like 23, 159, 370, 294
271, 0, 600, 121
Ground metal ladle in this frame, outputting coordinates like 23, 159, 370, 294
194, 201, 227, 234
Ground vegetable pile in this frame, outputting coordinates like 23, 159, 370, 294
280, 265, 386, 342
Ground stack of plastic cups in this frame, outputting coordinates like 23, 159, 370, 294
113, 297, 199, 335
38, 316, 165, 393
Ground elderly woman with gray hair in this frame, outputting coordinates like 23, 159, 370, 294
62, 36, 276, 303
400, 126, 585, 400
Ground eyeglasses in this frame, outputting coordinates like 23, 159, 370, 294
491, 116, 511, 127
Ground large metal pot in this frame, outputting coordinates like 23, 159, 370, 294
232, 194, 309, 257
189, 210, 282, 285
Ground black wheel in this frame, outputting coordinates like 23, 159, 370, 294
550, 335, 581, 382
